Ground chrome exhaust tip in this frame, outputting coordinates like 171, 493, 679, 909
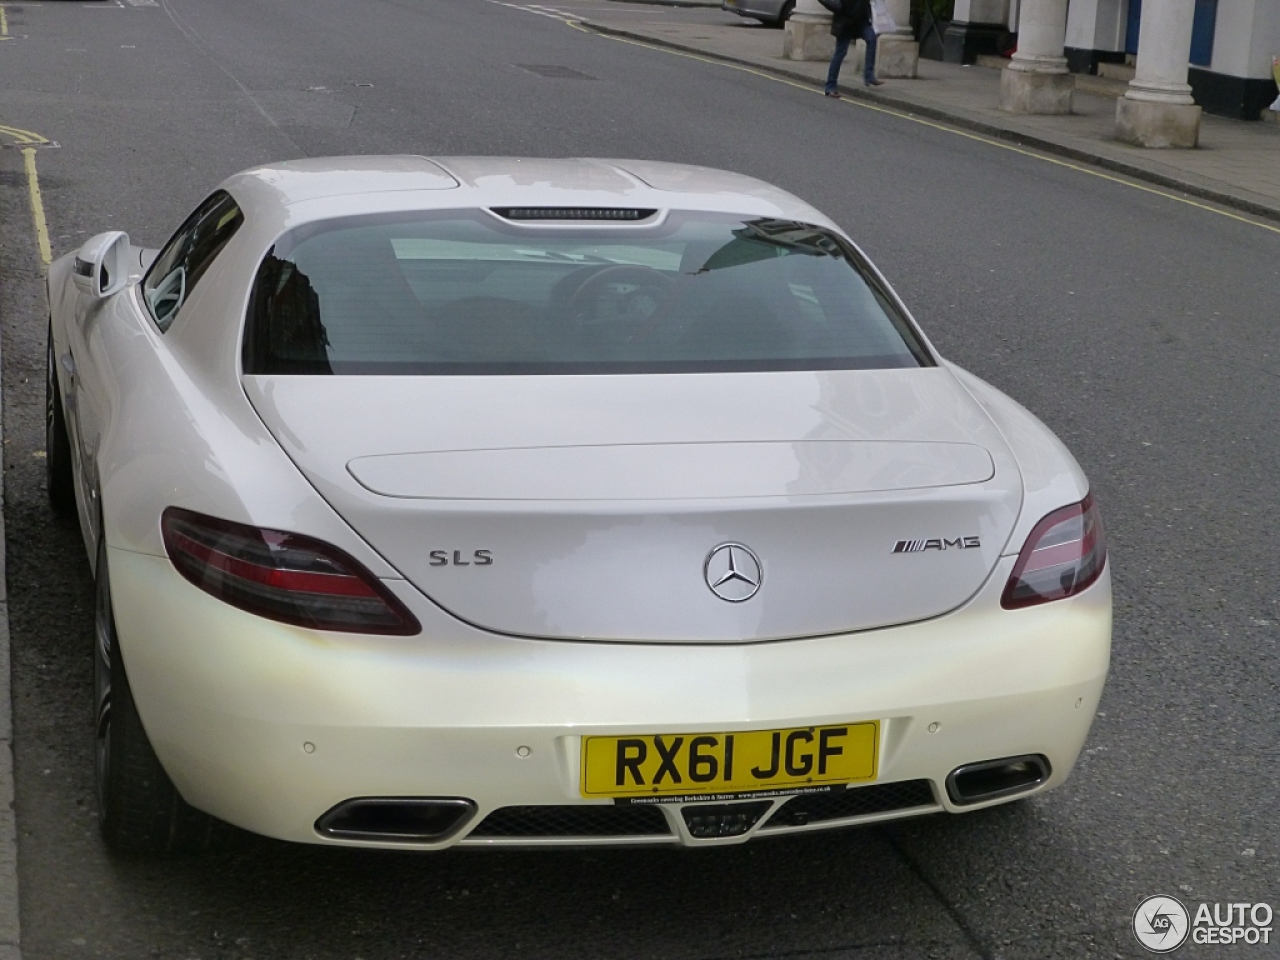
315, 797, 476, 842
945, 755, 1051, 806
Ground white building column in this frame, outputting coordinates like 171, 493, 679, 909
877, 0, 919, 78
1064, 0, 1127, 75
999, 0, 1073, 114
784, 0, 834, 61
1115, 0, 1202, 146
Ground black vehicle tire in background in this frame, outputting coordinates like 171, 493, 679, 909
94, 532, 218, 856
773, 0, 795, 26
45, 326, 76, 514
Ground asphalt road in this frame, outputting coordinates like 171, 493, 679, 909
0, 0, 1277, 958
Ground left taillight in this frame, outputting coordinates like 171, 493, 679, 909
1001, 493, 1107, 610
161, 508, 420, 635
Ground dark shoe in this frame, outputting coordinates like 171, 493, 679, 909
824, 90, 842, 98
865, 78, 885, 87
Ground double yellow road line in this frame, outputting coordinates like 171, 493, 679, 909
1, 5, 56, 267
0, 124, 52, 266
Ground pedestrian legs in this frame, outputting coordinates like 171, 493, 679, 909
825, 35, 851, 93
861, 22, 879, 84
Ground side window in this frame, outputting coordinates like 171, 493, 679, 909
142, 191, 244, 332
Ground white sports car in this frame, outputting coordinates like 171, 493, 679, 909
46, 157, 1110, 854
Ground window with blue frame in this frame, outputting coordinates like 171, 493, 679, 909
1189, 0, 1218, 67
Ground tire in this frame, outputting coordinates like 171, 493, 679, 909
772, 0, 795, 27
94, 533, 216, 855
45, 327, 76, 515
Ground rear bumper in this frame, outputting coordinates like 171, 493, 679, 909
109, 547, 1111, 848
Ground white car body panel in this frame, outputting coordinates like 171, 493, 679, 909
243, 371, 1023, 642
344, 440, 995, 501
46, 156, 1111, 849
946, 362, 1093, 551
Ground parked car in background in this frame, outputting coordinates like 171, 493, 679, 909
722, 0, 794, 27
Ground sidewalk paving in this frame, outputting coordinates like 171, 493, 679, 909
587, 7, 1280, 221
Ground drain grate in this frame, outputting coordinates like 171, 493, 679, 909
516, 64, 597, 80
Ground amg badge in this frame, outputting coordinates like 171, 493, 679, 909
893, 537, 980, 553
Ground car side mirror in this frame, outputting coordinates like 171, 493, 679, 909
72, 231, 131, 299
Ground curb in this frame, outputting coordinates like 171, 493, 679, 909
582, 21, 1280, 226
0, 133, 31, 960
0, 300, 20, 960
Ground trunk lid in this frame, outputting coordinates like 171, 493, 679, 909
243, 369, 1022, 642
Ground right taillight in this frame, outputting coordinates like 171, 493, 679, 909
1001, 493, 1106, 610
161, 508, 420, 635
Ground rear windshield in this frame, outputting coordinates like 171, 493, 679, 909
242, 210, 932, 375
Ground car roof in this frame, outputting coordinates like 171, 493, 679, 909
219, 156, 837, 233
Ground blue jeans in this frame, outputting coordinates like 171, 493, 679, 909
825, 23, 877, 92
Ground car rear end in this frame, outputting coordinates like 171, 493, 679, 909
112, 164, 1110, 849
111, 543, 1108, 847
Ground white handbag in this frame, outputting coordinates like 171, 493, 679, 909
871, 0, 898, 34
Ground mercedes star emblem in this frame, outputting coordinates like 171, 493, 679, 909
704, 543, 763, 603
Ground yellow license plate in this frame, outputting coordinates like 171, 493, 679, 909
581, 721, 879, 799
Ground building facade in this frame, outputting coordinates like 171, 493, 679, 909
941, 0, 1280, 119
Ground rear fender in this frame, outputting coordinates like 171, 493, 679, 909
90, 287, 402, 579
945, 362, 1090, 554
